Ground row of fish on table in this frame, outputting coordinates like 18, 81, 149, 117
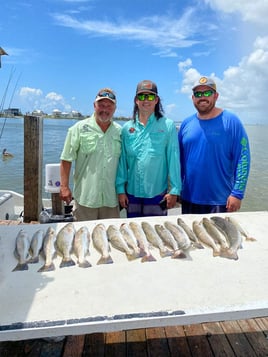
12, 215, 255, 272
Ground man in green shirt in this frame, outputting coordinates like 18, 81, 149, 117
60, 88, 121, 220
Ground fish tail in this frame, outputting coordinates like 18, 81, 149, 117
193, 242, 204, 249
171, 250, 187, 259
28, 256, 39, 264
139, 248, 147, 258
160, 249, 173, 258
220, 248, 239, 260
126, 252, 140, 261
38, 262, 55, 272
78, 260, 92, 268
97, 255, 113, 265
60, 258, 76, 268
12, 262, 29, 272
141, 254, 156, 263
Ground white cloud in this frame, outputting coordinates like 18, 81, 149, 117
18, 87, 72, 113
203, 0, 268, 26
178, 36, 268, 124
52, 8, 208, 56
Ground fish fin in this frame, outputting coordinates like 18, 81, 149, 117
12, 263, 29, 272
78, 260, 92, 268
60, 259, 76, 268
97, 255, 113, 265
38, 263, 56, 272
171, 250, 187, 259
141, 254, 157, 263
28, 256, 39, 264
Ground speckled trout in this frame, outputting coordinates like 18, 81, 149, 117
13, 229, 31, 271
28, 229, 44, 264
38, 226, 57, 272
141, 221, 172, 258
56, 222, 76, 268
92, 223, 113, 265
129, 222, 156, 262
177, 218, 204, 249
73, 226, 91, 268
154, 224, 186, 259
192, 221, 221, 257
211, 216, 242, 260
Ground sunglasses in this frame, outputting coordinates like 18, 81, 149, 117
97, 91, 116, 100
193, 90, 215, 98
137, 93, 156, 101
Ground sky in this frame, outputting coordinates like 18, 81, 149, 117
0, 0, 267, 124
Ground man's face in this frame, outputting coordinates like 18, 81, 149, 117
94, 98, 116, 123
192, 85, 218, 115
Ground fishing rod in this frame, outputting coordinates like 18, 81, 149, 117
0, 67, 21, 143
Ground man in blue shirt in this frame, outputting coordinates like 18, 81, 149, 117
116, 80, 181, 217
178, 76, 250, 214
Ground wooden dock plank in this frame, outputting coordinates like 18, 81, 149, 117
62, 335, 85, 357
126, 328, 147, 356
184, 323, 214, 357
105, 331, 126, 357
146, 327, 170, 356
237, 319, 268, 357
221, 320, 257, 357
83, 333, 105, 357
165, 325, 192, 357
203, 321, 236, 356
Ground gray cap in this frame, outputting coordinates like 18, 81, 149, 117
136, 80, 158, 95
192, 76, 217, 91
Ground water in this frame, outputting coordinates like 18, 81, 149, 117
0, 118, 267, 212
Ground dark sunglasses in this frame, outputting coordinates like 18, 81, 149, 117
193, 90, 215, 98
137, 93, 156, 101
97, 91, 116, 100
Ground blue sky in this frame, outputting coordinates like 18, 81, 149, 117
0, 0, 267, 124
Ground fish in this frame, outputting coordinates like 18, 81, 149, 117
154, 224, 186, 259
141, 221, 172, 258
164, 221, 191, 250
202, 218, 229, 249
129, 222, 156, 262
225, 216, 256, 241
28, 229, 44, 264
92, 223, 113, 265
107, 224, 138, 260
192, 221, 221, 257
13, 229, 31, 271
177, 218, 204, 249
119, 223, 144, 258
56, 222, 76, 268
38, 226, 57, 272
73, 226, 92, 268
211, 216, 242, 260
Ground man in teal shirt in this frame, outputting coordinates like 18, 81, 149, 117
60, 88, 121, 220
116, 80, 181, 217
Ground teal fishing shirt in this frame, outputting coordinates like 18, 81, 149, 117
116, 114, 181, 198
60, 115, 121, 208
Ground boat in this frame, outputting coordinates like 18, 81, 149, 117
0, 190, 52, 221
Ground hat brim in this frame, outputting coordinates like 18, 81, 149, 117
95, 96, 116, 104
192, 84, 216, 91
136, 90, 157, 95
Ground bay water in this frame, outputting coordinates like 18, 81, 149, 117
0, 117, 267, 212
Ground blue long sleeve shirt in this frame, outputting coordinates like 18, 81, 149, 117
116, 114, 181, 198
178, 110, 250, 205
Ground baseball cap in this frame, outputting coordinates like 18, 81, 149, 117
95, 88, 116, 104
136, 80, 158, 95
192, 76, 217, 91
